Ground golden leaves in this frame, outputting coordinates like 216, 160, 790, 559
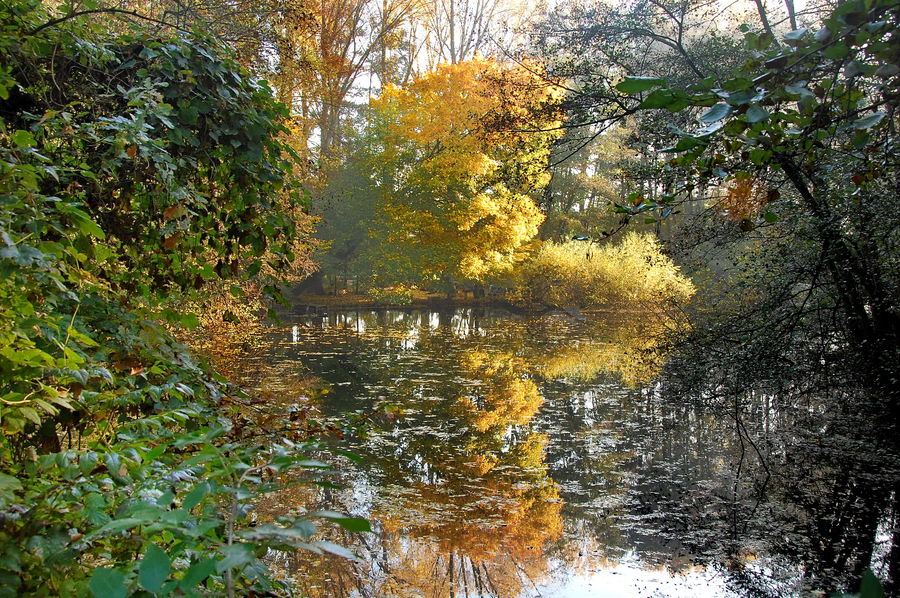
719, 173, 769, 221
367, 56, 564, 281
513, 233, 696, 309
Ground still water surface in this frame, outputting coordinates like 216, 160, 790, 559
235, 308, 774, 597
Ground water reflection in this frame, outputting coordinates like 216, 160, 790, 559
241, 308, 741, 597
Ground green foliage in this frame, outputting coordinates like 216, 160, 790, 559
634, 0, 898, 205
0, 1, 361, 596
510, 233, 695, 309
832, 569, 886, 598
614, 76, 665, 94
17, 44, 293, 293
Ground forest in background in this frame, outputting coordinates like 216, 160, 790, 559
0, 0, 897, 595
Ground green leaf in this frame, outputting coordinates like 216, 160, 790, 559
309, 511, 372, 533
292, 519, 317, 538
723, 120, 747, 135
19, 408, 40, 425
312, 540, 358, 560
726, 88, 763, 105
0, 474, 22, 492
675, 136, 704, 151
89, 517, 144, 537
700, 103, 731, 124
11, 130, 36, 148
722, 78, 754, 92
180, 313, 200, 329
859, 569, 885, 598
615, 76, 665, 94
784, 82, 813, 97
823, 43, 850, 59
852, 112, 884, 130
745, 104, 770, 123
783, 27, 809, 41
88, 568, 126, 598
333, 449, 365, 464
292, 459, 330, 469
216, 543, 255, 573
754, 32, 775, 50
139, 544, 170, 593
180, 558, 216, 590
181, 482, 210, 511
764, 212, 779, 223
749, 148, 771, 165
246, 260, 262, 278
59, 205, 106, 239
640, 90, 677, 109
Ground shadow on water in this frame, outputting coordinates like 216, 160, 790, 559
219, 307, 898, 597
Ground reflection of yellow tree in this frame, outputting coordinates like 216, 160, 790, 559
258, 344, 564, 597
372, 474, 562, 597
380, 433, 561, 556
365, 346, 562, 596
453, 350, 543, 433
373, 535, 557, 598
532, 314, 675, 387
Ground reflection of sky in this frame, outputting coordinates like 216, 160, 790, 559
534, 557, 730, 598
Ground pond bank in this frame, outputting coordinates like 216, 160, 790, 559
284, 292, 644, 318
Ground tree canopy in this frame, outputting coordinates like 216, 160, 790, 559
325, 57, 565, 285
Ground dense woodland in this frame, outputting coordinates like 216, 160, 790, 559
0, 0, 897, 596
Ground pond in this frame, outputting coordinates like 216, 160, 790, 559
226, 307, 809, 597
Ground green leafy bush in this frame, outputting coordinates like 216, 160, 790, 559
0, 2, 361, 596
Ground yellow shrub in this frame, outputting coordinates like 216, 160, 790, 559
513, 232, 695, 308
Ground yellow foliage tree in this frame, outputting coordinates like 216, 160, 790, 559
363, 57, 564, 283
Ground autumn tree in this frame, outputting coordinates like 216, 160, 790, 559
333, 57, 563, 287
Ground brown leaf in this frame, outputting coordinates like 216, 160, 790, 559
112, 357, 142, 372
68, 382, 84, 399
125, 145, 138, 158
163, 205, 180, 221
163, 232, 181, 249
